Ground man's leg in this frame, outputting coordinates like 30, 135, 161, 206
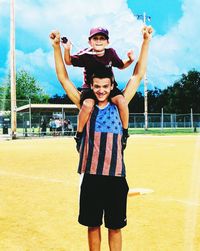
75, 98, 94, 151
77, 98, 95, 132
88, 227, 101, 251
108, 229, 122, 251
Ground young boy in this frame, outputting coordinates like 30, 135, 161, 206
50, 25, 152, 251
62, 27, 134, 151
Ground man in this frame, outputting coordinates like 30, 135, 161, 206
50, 26, 152, 251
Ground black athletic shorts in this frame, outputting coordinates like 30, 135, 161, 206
78, 173, 129, 229
80, 87, 123, 105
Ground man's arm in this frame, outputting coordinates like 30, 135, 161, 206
49, 31, 81, 109
123, 26, 153, 104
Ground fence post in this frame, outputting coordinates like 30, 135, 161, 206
175, 114, 177, 128
29, 99, 32, 135
161, 108, 164, 131
170, 114, 172, 128
190, 108, 194, 129
62, 108, 64, 135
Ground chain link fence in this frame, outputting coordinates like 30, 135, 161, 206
129, 113, 200, 129
0, 99, 77, 137
1, 99, 200, 137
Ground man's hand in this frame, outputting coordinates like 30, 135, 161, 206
127, 49, 134, 62
142, 26, 153, 41
49, 30, 60, 47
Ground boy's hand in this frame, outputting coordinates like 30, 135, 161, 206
127, 50, 134, 62
62, 39, 72, 51
142, 26, 153, 41
49, 30, 60, 47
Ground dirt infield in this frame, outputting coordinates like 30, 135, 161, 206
0, 135, 200, 251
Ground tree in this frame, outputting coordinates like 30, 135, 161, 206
148, 87, 162, 113
0, 69, 50, 110
128, 91, 144, 113
49, 94, 73, 104
49, 87, 82, 104
128, 69, 200, 114
159, 70, 200, 113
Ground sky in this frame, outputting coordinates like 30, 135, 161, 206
0, 0, 200, 96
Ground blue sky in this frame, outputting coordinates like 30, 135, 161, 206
0, 0, 200, 96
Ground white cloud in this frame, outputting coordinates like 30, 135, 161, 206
148, 0, 200, 88
1, 0, 200, 95
1, 0, 142, 92
15, 48, 47, 71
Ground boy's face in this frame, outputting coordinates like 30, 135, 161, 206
91, 77, 113, 106
89, 34, 109, 52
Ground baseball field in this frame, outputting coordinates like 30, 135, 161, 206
0, 135, 200, 251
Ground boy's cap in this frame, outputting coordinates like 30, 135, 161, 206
89, 27, 109, 39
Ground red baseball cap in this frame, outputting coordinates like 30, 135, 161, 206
89, 27, 109, 39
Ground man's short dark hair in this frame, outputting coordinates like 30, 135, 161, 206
91, 71, 115, 85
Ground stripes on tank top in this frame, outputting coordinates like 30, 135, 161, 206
78, 103, 126, 177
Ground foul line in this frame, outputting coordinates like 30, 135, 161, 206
183, 135, 200, 251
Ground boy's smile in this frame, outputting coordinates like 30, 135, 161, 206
89, 35, 109, 54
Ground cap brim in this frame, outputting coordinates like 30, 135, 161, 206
89, 32, 109, 39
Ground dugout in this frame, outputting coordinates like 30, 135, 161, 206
16, 103, 79, 136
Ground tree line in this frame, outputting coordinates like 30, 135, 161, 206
0, 69, 200, 113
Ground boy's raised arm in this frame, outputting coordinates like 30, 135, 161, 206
63, 39, 73, 65
123, 26, 153, 104
50, 31, 81, 109
121, 50, 134, 69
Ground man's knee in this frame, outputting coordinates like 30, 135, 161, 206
108, 228, 121, 234
88, 226, 100, 233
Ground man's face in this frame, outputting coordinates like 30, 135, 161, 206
91, 77, 113, 105
89, 34, 109, 52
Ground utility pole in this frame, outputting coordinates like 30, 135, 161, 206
136, 12, 151, 130
10, 0, 17, 139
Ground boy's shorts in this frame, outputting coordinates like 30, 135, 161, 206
80, 87, 123, 105
78, 173, 129, 229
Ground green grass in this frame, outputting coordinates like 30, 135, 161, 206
129, 127, 199, 135
1, 127, 199, 137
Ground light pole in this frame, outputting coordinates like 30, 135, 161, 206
10, 0, 17, 139
136, 12, 151, 130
